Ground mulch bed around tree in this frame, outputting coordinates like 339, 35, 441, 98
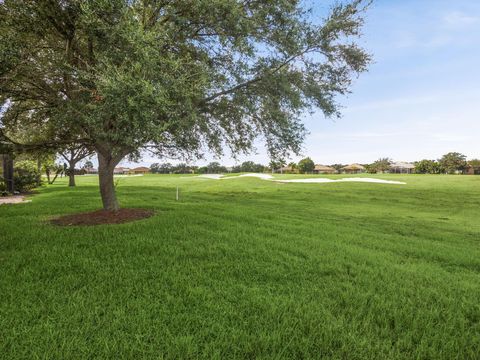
51, 208, 154, 226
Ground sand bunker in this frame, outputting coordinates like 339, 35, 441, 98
238, 173, 274, 180
196, 173, 406, 185
198, 174, 225, 179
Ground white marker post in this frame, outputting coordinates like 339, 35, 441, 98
176, 186, 179, 201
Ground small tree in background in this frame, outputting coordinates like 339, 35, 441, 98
298, 157, 315, 174
288, 162, 299, 174
414, 160, 441, 174
60, 144, 94, 187
240, 161, 265, 173
150, 163, 174, 174
369, 158, 392, 173
269, 159, 286, 173
438, 152, 467, 174
83, 161, 94, 170
206, 162, 227, 174
468, 159, 480, 167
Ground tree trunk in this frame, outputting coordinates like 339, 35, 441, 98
36, 157, 42, 187
97, 151, 120, 211
68, 162, 75, 187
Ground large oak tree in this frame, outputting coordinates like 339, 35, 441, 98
0, 0, 371, 211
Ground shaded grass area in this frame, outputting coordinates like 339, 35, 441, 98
1, 174, 479, 359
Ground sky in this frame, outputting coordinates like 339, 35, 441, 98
124, 0, 480, 168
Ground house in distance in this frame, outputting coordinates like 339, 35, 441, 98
313, 165, 336, 174
390, 162, 415, 174
341, 163, 366, 174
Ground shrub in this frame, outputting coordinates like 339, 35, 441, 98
13, 160, 41, 192
298, 157, 315, 174
0, 179, 7, 196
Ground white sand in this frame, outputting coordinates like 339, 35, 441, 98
274, 178, 335, 183
196, 173, 406, 185
0, 195, 31, 205
238, 173, 274, 180
198, 173, 274, 180
198, 174, 225, 179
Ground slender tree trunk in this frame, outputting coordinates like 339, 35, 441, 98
36, 157, 42, 187
97, 151, 120, 211
68, 162, 76, 187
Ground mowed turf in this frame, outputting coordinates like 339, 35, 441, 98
1, 174, 479, 359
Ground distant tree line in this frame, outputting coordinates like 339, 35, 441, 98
414, 152, 470, 174
147, 152, 480, 175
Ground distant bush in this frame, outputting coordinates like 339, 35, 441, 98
298, 157, 315, 174
0, 178, 7, 196
415, 159, 441, 174
13, 160, 41, 192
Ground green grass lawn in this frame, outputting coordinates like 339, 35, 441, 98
1, 174, 479, 359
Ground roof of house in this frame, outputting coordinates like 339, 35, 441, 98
390, 162, 415, 169
131, 167, 150, 171
314, 164, 335, 171
342, 163, 365, 170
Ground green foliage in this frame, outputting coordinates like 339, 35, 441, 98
415, 159, 441, 174
150, 163, 173, 174
0, 0, 371, 161
1, 174, 479, 358
298, 157, 315, 173
369, 158, 392, 173
0, 175, 7, 195
83, 161, 94, 170
197, 162, 227, 174
468, 159, 480, 167
239, 161, 265, 173
438, 152, 467, 174
269, 159, 286, 172
13, 160, 41, 192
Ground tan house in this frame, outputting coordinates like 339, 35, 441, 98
341, 163, 365, 174
278, 166, 297, 174
114, 167, 130, 174
130, 166, 150, 174
466, 165, 480, 175
390, 162, 415, 174
85, 167, 98, 174
313, 165, 336, 174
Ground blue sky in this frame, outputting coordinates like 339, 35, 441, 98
128, 0, 480, 167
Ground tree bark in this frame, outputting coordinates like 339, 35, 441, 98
68, 164, 76, 187
97, 151, 120, 211
36, 157, 42, 187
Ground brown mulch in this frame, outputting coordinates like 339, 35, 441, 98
51, 208, 154, 226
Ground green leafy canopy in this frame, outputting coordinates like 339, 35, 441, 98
1, 0, 371, 162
